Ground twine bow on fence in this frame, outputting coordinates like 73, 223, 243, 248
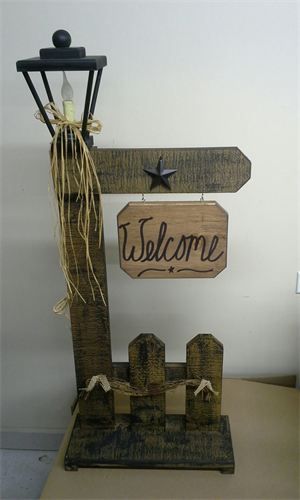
35, 103, 106, 314
79, 374, 219, 401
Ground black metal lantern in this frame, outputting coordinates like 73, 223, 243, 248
16, 29, 107, 148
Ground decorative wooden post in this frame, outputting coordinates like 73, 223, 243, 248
67, 202, 114, 426
129, 334, 165, 427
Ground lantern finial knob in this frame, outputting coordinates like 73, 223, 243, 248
52, 30, 71, 48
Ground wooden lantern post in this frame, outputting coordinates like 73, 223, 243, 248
16, 32, 251, 473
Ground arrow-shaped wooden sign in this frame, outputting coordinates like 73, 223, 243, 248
86, 146, 251, 194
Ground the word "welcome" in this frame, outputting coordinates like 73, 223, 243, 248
117, 201, 228, 279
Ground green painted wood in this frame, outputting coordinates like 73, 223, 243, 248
129, 334, 165, 427
63, 147, 251, 194
64, 414, 234, 473
67, 201, 114, 426
186, 334, 223, 430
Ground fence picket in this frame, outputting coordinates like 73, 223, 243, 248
129, 333, 165, 426
186, 334, 223, 430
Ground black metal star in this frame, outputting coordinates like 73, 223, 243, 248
143, 156, 177, 190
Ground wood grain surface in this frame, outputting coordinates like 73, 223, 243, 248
64, 414, 234, 473
117, 201, 228, 279
63, 147, 251, 194
129, 334, 166, 427
186, 334, 223, 430
67, 201, 114, 426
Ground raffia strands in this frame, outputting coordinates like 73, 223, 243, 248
79, 375, 219, 401
35, 103, 106, 313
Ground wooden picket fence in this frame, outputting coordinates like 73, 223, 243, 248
115, 332, 224, 429
65, 332, 235, 472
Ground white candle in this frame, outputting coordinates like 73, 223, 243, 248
61, 71, 75, 121
63, 100, 75, 121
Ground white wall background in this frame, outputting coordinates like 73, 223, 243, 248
1, 0, 299, 433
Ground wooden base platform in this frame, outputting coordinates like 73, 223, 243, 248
64, 414, 234, 473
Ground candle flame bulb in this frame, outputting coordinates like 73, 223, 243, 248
62, 71, 73, 100
61, 71, 75, 121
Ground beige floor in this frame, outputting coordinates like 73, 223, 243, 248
41, 379, 299, 500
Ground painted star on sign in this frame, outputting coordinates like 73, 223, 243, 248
143, 156, 177, 190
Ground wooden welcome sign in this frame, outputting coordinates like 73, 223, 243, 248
117, 201, 228, 279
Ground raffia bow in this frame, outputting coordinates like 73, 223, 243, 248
35, 103, 102, 135
35, 103, 106, 314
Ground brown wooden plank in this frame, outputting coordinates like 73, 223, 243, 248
186, 334, 223, 430
129, 334, 165, 426
64, 147, 251, 194
112, 361, 186, 381
117, 201, 228, 279
164, 362, 186, 381
65, 414, 234, 473
67, 201, 114, 426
